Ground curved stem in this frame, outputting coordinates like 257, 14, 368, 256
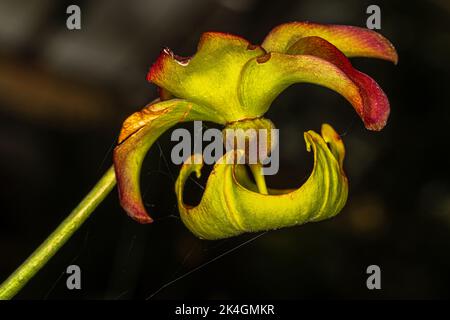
249, 164, 268, 195
0, 166, 116, 300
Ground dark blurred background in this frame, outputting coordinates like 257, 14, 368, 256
0, 0, 449, 299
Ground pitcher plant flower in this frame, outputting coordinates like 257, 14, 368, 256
114, 21, 397, 239
0, 21, 397, 299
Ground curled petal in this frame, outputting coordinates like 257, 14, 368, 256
240, 33, 391, 130
114, 99, 224, 224
288, 36, 390, 130
239, 52, 377, 128
262, 21, 398, 63
147, 32, 266, 122
175, 124, 348, 240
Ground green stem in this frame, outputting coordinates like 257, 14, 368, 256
0, 166, 116, 300
249, 164, 268, 195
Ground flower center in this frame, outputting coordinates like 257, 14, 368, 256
222, 117, 276, 164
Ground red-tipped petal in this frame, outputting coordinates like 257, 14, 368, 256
114, 99, 222, 224
262, 21, 398, 64
239, 36, 391, 130
287, 36, 390, 130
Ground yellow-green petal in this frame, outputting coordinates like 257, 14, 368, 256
286, 36, 391, 130
147, 32, 266, 122
175, 123, 348, 240
239, 52, 363, 119
262, 21, 398, 63
114, 99, 225, 224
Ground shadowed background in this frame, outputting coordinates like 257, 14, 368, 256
0, 0, 449, 299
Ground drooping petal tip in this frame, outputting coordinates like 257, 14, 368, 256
241, 35, 391, 131
287, 36, 391, 131
114, 99, 223, 225
262, 21, 398, 64
114, 168, 154, 224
